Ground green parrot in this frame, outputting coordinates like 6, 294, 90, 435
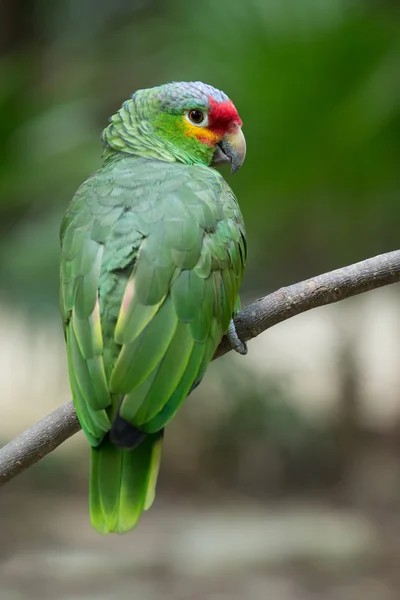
60, 81, 247, 534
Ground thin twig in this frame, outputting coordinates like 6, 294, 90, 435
1, 249, 400, 486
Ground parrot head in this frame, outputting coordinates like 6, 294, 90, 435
103, 81, 246, 173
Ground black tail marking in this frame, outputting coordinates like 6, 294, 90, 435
109, 410, 147, 449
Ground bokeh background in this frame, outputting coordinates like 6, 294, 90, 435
1, 1, 400, 599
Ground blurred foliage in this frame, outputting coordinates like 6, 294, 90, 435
0, 0, 399, 314
202, 369, 341, 495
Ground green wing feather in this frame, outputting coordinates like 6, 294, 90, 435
60, 157, 246, 533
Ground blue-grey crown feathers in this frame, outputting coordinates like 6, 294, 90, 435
133, 81, 229, 113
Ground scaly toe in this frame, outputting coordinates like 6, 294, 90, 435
227, 319, 248, 355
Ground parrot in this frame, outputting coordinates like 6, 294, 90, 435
59, 81, 247, 534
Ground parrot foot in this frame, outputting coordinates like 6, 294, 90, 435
227, 319, 248, 355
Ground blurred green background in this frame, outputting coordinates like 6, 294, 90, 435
1, 1, 400, 599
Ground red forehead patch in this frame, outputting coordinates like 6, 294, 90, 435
208, 97, 242, 136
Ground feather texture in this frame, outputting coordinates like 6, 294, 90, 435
60, 155, 246, 532
90, 432, 163, 534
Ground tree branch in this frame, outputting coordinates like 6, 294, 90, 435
1, 249, 400, 486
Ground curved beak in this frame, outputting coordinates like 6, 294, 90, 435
212, 127, 246, 174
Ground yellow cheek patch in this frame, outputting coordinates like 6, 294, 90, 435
182, 119, 221, 147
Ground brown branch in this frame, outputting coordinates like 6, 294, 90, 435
0, 403, 81, 485
1, 249, 400, 486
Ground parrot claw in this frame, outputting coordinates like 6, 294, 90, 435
227, 319, 248, 355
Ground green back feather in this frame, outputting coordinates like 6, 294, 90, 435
60, 156, 246, 532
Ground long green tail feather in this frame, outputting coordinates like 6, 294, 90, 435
89, 433, 163, 534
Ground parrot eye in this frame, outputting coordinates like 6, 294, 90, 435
186, 109, 207, 126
